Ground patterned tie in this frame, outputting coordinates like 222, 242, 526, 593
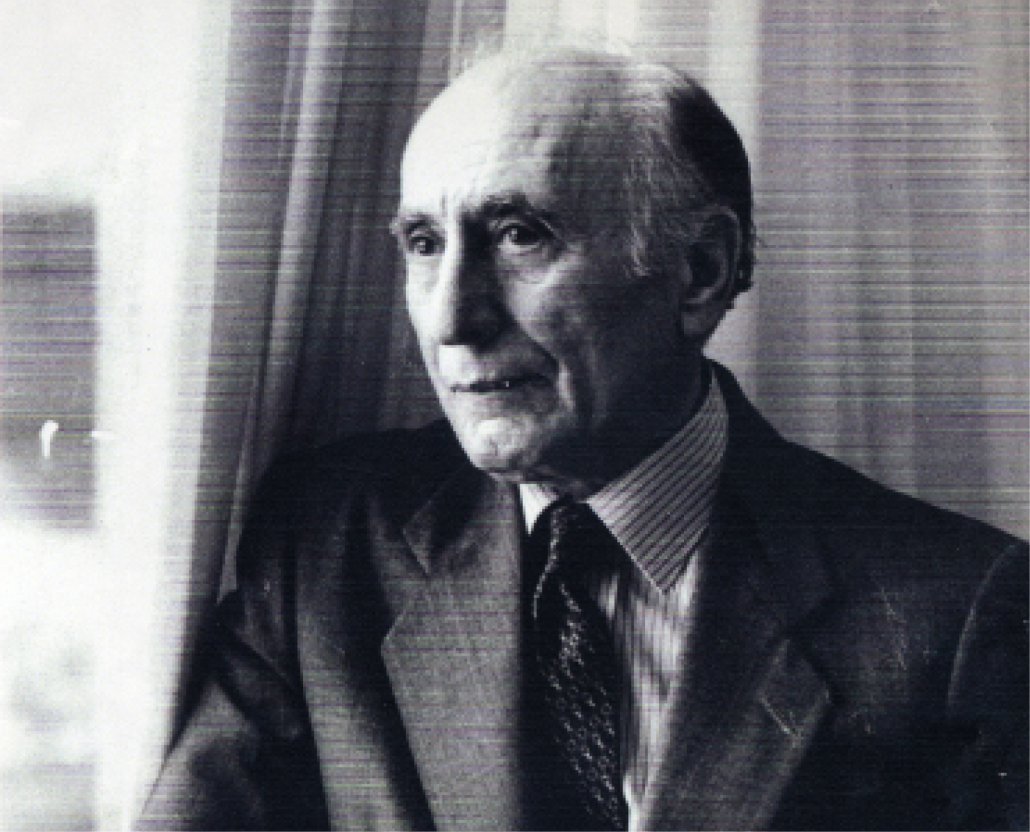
531, 499, 629, 831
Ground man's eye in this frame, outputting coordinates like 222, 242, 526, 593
406, 233, 440, 257
496, 222, 544, 251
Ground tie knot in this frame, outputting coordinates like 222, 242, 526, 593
537, 499, 621, 576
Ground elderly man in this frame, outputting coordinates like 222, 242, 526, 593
140, 48, 1027, 831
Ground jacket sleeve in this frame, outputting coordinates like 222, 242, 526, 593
136, 459, 331, 831
943, 543, 1029, 831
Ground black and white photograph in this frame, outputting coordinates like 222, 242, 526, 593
1, 0, 1027, 829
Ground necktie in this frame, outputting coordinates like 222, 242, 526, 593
531, 499, 629, 831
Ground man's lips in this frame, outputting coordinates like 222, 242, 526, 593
451, 373, 549, 393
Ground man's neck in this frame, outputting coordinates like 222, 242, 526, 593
517, 357, 712, 500
539, 358, 716, 500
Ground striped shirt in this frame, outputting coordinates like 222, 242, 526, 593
520, 370, 729, 829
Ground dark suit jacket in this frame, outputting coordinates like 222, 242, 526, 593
139, 365, 1028, 830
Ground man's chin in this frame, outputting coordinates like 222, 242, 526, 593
460, 442, 543, 483
454, 416, 554, 481
451, 414, 600, 495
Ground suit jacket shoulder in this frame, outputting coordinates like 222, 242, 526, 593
714, 360, 1024, 597
219, 418, 476, 706
711, 365, 1028, 829
243, 420, 465, 539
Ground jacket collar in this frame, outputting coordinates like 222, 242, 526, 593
713, 361, 835, 629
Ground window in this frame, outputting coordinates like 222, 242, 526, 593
1, 1, 228, 826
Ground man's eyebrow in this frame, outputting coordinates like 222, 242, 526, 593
389, 210, 429, 238
479, 192, 561, 225
390, 193, 564, 236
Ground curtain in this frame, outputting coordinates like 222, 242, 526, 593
750, 0, 1027, 536
162, 0, 451, 743
145, 0, 1027, 812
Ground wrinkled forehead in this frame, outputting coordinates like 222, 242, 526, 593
400, 55, 633, 218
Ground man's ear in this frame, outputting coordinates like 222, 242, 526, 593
678, 207, 741, 340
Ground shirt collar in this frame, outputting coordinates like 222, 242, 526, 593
520, 369, 729, 593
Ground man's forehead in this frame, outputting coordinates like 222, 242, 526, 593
428, 51, 627, 126
406, 65, 601, 162
399, 53, 631, 221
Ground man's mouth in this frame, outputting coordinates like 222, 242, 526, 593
455, 373, 548, 393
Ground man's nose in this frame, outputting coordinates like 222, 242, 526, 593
428, 240, 506, 346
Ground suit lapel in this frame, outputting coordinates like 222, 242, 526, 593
642, 367, 837, 830
382, 464, 526, 831
640, 494, 833, 830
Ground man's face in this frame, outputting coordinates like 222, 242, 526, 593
395, 61, 703, 495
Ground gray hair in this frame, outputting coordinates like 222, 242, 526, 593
612, 56, 756, 299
